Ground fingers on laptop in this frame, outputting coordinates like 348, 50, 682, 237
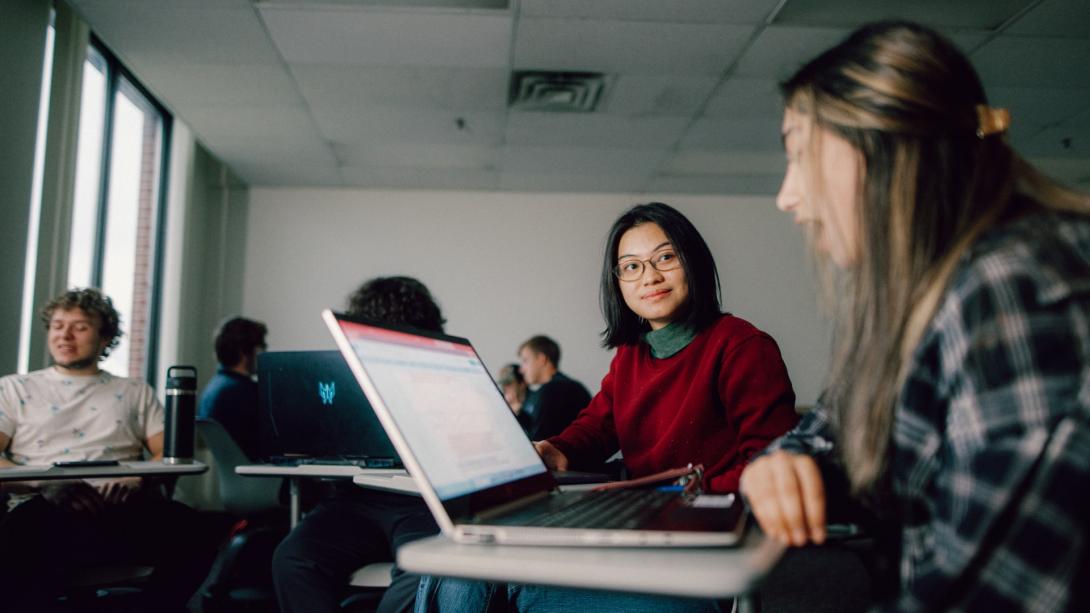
533, 440, 569, 471
741, 451, 826, 546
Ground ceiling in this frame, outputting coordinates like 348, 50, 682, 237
67, 0, 1090, 193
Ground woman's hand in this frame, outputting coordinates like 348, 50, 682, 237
740, 450, 827, 546
533, 440, 569, 471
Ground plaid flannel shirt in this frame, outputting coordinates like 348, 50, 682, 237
766, 210, 1090, 611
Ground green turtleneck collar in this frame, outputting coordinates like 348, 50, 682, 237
642, 322, 697, 359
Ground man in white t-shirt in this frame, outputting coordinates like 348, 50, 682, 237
0, 288, 213, 612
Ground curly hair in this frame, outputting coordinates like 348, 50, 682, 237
39, 288, 123, 358
346, 276, 446, 334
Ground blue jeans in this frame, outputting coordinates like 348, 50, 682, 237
416, 576, 727, 613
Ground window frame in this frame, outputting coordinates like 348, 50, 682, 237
83, 35, 174, 387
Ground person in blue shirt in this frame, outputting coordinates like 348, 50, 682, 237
198, 317, 267, 459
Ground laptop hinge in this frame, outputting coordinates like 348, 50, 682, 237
472, 490, 553, 521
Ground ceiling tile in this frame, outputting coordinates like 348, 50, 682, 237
772, 0, 1036, 30
987, 86, 1090, 135
514, 18, 755, 75
1006, 0, 1090, 36
1027, 156, 1090, 185
499, 145, 668, 175
259, 7, 512, 67
1018, 108, 1090, 158
291, 64, 508, 111
703, 77, 783, 119
74, 0, 253, 8
602, 75, 720, 116
258, 0, 508, 7
310, 107, 506, 145
645, 174, 783, 194
333, 142, 498, 169
519, 0, 782, 25
505, 112, 691, 148
229, 161, 343, 187
180, 105, 335, 164
973, 36, 1090, 88
73, 2, 279, 65
660, 150, 785, 176
680, 117, 783, 151
733, 26, 848, 79
145, 64, 300, 108
340, 166, 500, 190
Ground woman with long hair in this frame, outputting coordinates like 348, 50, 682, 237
741, 21, 1090, 610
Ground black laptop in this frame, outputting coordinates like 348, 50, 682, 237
257, 350, 401, 468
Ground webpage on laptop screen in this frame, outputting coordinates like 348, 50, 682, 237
340, 321, 545, 500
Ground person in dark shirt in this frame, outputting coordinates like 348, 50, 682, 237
272, 276, 445, 613
516, 335, 591, 441
198, 317, 267, 459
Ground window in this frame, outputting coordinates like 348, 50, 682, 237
17, 10, 56, 374
68, 39, 171, 381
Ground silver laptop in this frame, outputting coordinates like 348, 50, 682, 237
323, 310, 746, 547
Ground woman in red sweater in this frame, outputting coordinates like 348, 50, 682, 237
536, 201, 799, 494
419, 202, 799, 613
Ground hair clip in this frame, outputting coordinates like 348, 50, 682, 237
976, 105, 1011, 138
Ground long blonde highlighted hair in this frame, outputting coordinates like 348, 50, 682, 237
784, 22, 1090, 493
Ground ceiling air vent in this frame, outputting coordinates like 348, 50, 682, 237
509, 71, 607, 113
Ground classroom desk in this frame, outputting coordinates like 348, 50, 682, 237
0, 460, 207, 481
351, 470, 418, 495
235, 464, 407, 527
398, 527, 783, 612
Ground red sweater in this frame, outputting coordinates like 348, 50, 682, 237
548, 314, 798, 493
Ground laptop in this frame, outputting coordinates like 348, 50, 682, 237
257, 350, 402, 468
323, 310, 747, 547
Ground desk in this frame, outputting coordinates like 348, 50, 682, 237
352, 470, 417, 495
0, 460, 207, 481
236, 464, 407, 527
398, 528, 783, 611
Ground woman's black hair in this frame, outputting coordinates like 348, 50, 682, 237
599, 202, 721, 348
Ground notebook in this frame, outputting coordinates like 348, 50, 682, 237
323, 310, 746, 547
256, 350, 402, 468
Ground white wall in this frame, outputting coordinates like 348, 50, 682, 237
242, 189, 831, 405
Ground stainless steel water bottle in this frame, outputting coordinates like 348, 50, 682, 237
163, 365, 197, 463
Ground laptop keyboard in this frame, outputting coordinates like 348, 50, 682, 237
516, 489, 675, 530
266, 455, 400, 468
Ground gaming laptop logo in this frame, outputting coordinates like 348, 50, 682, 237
318, 381, 336, 406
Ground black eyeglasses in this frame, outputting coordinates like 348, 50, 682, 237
614, 251, 681, 281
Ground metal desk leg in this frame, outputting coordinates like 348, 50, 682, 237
289, 477, 300, 528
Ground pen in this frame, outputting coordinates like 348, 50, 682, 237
825, 523, 861, 539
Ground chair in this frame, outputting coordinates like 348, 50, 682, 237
187, 419, 286, 612
191, 419, 281, 515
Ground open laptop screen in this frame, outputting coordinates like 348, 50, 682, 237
338, 320, 547, 500
257, 350, 400, 461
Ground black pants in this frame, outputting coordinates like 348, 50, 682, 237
0, 491, 216, 613
272, 489, 439, 613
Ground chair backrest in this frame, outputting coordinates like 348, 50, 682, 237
193, 418, 281, 515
